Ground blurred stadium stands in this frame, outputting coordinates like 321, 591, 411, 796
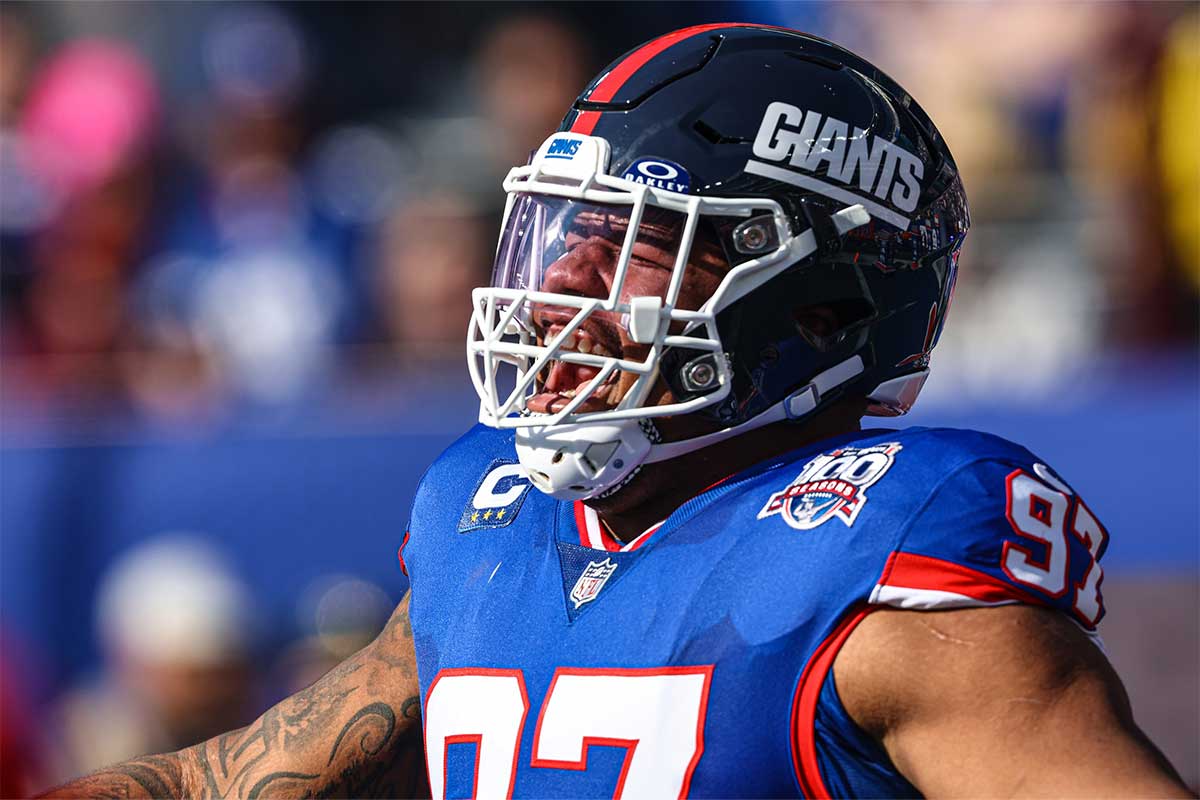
1, 1, 1196, 791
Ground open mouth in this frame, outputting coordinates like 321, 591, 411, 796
528, 321, 624, 414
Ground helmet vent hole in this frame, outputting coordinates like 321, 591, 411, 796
783, 51, 844, 71
692, 119, 751, 146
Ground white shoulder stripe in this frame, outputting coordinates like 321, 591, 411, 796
869, 584, 1020, 610
869, 584, 1108, 653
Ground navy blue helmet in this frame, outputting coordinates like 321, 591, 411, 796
469, 24, 970, 500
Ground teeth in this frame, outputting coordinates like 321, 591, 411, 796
578, 339, 592, 354
561, 389, 576, 398
563, 332, 577, 350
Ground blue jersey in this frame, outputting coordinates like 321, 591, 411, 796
402, 425, 1108, 799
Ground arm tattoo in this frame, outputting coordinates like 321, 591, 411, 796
49, 755, 186, 799
40, 596, 429, 799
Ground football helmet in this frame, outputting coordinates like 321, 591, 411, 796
468, 24, 969, 500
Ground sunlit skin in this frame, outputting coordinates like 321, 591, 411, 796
528, 208, 728, 417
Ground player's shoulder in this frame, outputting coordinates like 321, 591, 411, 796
733, 425, 1045, 498
713, 425, 1063, 536
410, 424, 518, 511
867, 425, 1040, 474
716, 426, 1108, 629
427, 423, 516, 477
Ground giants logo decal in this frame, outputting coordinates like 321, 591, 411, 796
545, 137, 582, 159
758, 443, 902, 530
745, 100, 923, 229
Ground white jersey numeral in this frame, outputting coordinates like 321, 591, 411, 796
425, 670, 529, 800
1002, 468, 1107, 624
1002, 471, 1071, 597
531, 668, 712, 799
425, 666, 713, 800
1069, 500, 1108, 626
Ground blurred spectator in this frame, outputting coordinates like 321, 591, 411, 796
122, 4, 355, 412
374, 193, 490, 361
0, 9, 30, 111
1068, 4, 1198, 347
2, 37, 160, 409
273, 574, 392, 696
1, 631, 50, 798
474, 15, 591, 177
53, 535, 258, 777
362, 14, 589, 365
397, 15, 590, 219
1157, 9, 1199, 292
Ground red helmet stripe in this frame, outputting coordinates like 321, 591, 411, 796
570, 23, 738, 135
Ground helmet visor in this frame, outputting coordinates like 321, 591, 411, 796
482, 194, 728, 416
492, 194, 689, 298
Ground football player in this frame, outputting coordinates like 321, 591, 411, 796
44, 24, 1191, 799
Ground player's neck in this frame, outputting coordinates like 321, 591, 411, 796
587, 398, 868, 543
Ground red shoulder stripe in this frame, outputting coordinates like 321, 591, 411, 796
879, 551, 1044, 606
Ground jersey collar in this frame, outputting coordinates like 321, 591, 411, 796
573, 501, 665, 552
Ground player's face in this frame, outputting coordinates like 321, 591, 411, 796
525, 206, 729, 414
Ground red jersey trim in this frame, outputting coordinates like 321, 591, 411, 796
397, 530, 411, 576
572, 501, 662, 552
877, 551, 1045, 606
789, 605, 876, 799
569, 467, 738, 554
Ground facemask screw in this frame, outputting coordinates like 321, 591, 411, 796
739, 224, 767, 250
731, 215, 778, 255
684, 361, 716, 390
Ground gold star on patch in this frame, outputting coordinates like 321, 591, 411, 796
470, 511, 479, 523
495, 509, 506, 519
483, 509, 493, 520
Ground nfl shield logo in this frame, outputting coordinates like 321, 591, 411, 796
569, 558, 618, 609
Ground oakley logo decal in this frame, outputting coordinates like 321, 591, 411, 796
622, 157, 691, 193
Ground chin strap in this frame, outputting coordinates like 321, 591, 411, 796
642, 355, 866, 464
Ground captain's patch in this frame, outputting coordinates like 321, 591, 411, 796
458, 459, 532, 533
758, 443, 902, 530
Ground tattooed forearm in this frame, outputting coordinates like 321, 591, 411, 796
327, 701, 396, 765
39, 754, 185, 799
39, 595, 428, 799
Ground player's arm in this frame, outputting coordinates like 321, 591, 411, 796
836, 604, 1193, 798
40, 594, 428, 799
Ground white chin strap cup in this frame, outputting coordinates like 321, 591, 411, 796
515, 355, 875, 501
515, 420, 652, 502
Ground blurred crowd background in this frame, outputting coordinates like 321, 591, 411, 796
1, 1, 1196, 794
